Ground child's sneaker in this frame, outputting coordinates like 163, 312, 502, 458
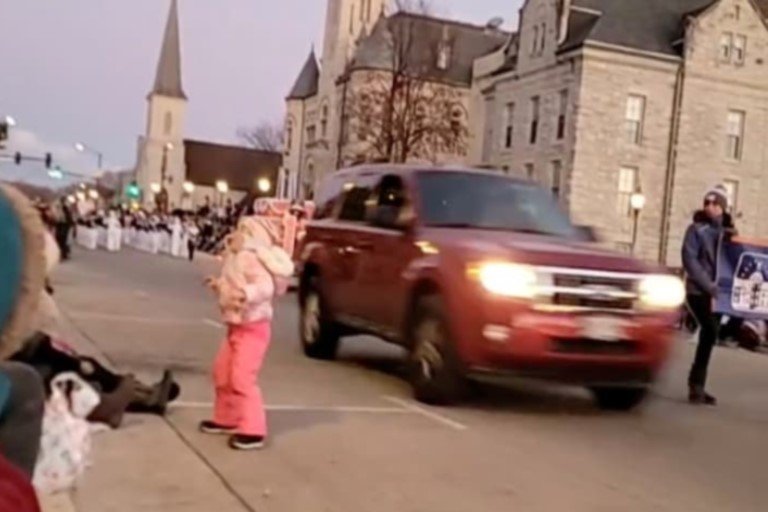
228, 434, 266, 451
199, 421, 235, 435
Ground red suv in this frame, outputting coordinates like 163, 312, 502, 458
298, 166, 684, 409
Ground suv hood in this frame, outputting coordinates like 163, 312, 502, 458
426, 228, 655, 274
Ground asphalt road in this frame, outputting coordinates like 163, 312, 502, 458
52, 247, 768, 512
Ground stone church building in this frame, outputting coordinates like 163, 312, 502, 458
134, 0, 281, 211
285, 0, 768, 265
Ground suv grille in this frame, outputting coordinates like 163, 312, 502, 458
540, 269, 640, 313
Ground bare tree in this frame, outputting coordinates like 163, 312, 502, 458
342, 0, 469, 165
237, 121, 284, 152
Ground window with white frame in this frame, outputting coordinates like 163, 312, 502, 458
617, 166, 638, 216
720, 32, 733, 61
733, 35, 747, 64
504, 102, 515, 149
530, 96, 540, 145
550, 160, 562, 197
625, 95, 646, 145
723, 179, 739, 212
726, 110, 745, 160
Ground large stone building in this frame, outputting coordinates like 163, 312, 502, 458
282, 0, 507, 199
286, 0, 768, 265
474, 0, 768, 265
134, 0, 280, 210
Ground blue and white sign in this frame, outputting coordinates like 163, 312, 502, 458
716, 238, 768, 319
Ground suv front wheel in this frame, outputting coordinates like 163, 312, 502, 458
408, 295, 466, 405
300, 276, 340, 360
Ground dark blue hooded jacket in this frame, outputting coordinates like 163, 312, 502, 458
681, 211, 729, 297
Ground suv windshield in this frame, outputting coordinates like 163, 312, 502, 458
416, 171, 578, 238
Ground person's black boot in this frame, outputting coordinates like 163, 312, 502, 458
689, 386, 717, 406
126, 370, 178, 415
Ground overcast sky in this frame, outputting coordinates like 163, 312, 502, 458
0, 0, 523, 186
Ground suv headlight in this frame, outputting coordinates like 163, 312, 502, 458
469, 262, 538, 299
639, 274, 686, 309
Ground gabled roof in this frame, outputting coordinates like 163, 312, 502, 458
287, 50, 320, 100
184, 140, 282, 192
560, 0, 716, 56
151, 0, 186, 99
350, 12, 509, 87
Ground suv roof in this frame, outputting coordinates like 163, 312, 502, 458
334, 164, 528, 183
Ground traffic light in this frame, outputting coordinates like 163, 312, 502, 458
126, 182, 141, 199
14, 152, 21, 165
45, 153, 52, 169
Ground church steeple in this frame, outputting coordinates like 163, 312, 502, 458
151, 0, 186, 99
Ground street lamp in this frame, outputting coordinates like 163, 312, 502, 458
88, 189, 99, 200
630, 191, 646, 255
4, 116, 16, 127
183, 181, 195, 194
76, 191, 86, 202
216, 180, 229, 207
258, 177, 272, 194
74, 142, 104, 170
66, 195, 77, 205
150, 182, 161, 194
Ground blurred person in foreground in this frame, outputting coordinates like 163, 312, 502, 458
682, 185, 735, 406
0, 184, 46, 497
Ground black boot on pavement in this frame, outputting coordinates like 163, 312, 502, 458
127, 370, 179, 415
199, 421, 236, 435
228, 434, 266, 451
689, 386, 717, 406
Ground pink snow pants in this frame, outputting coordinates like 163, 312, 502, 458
213, 322, 271, 436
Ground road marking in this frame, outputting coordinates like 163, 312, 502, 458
383, 396, 469, 431
203, 318, 225, 329
171, 401, 411, 414
67, 311, 219, 328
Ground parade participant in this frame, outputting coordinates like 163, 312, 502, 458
200, 216, 293, 450
184, 218, 200, 261
105, 210, 122, 252
682, 185, 731, 405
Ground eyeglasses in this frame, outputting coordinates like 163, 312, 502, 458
704, 198, 721, 207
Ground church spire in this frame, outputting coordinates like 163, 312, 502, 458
151, 0, 186, 100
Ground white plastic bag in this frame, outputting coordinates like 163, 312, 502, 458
33, 373, 100, 494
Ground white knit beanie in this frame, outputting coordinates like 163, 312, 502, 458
704, 184, 729, 209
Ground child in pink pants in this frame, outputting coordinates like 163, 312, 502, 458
201, 217, 293, 450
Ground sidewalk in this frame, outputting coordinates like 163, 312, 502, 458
38, 303, 245, 512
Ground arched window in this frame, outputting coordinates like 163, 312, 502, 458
285, 118, 294, 153
164, 112, 173, 135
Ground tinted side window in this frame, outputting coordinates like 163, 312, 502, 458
315, 176, 346, 220
338, 175, 377, 222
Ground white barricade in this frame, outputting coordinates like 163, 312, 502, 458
76, 227, 98, 250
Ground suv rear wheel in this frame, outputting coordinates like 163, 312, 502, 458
591, 386, 648, 411
300, 276, 340, 360
408, 295, 466, 405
